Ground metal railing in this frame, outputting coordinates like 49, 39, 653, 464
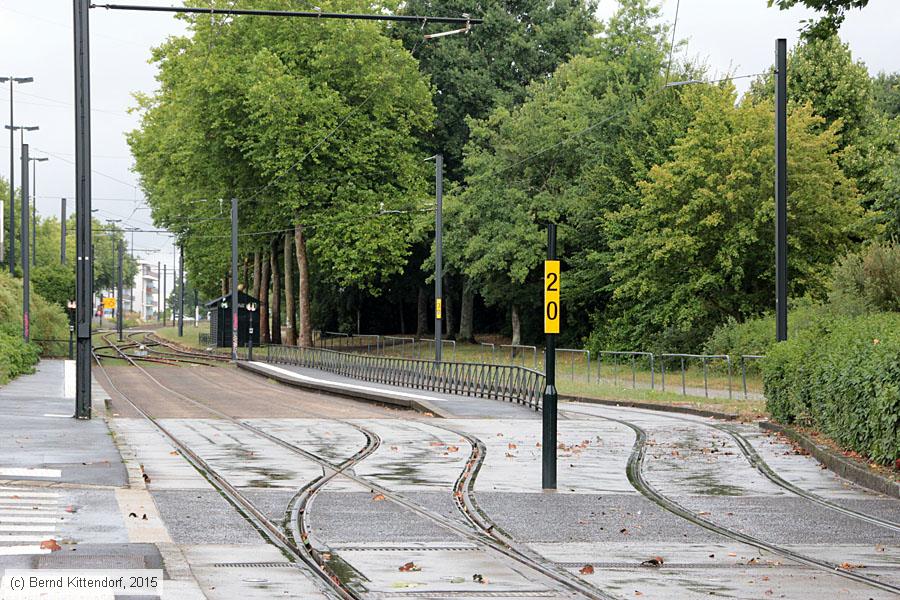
660, 353, 732, 399
500, 344, 538, 370
416, 338, 457, 361
597, 351, 655, 389
382, 336, 415, 358
557, 348, 590, 382
266, 344, 545, 409
479, 342, 496, 364
740, 355, 765, 399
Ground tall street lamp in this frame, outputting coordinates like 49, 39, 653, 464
0, 76, 34, 272
29, 156, 48, 266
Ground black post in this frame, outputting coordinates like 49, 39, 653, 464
117, 239, 123, 341
542, 223, 558, 490
74, 0, 92, 419
775, 38, 788, 342
157, 261, 161, 322
230, 198, 239, 360
60, 198, 66, 263
7, 80, 14, 274
20, 143, 29, 341
193, 289, 198, 327
434, 154, 443, 363
162, 263, 167, 327
178, 243, 184, 337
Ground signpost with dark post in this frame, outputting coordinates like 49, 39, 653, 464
74, 0, 92, 419
775, 38, 788, 342
178, 243, 184, 337
60, 198, 67, 263
231, 197, 239, 361
117, 239, 124, 341
542, 223, 559, 490
434, 154, 443, 363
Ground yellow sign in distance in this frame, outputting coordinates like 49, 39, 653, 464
102, 297, 117, 309
544, 260, 560, 334
435, 298, 442, 320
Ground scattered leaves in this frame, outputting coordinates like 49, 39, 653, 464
472, 573, 486, 584
641, 557, 664, 567
398, 561, 421, 572
40, 539, 61, 552
579, 565, 594, 575
372, 494, 386, 502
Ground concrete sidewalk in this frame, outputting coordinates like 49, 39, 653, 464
0, 360, 203, 599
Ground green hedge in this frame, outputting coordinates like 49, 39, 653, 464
763, 313, 900, 466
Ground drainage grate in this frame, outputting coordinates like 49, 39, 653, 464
554, 561, 795, 569
369, 591, 557, 598
212, 562, 296, 568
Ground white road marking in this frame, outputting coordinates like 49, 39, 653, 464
0, 517, 63, 523
0, 535, 53, 542
0, 546, 51, 556
43, 413, 73, 418
0, 525, 56, 532
65, 359, 76, 399
0, 468, 62, 479
0, 490, 59, 498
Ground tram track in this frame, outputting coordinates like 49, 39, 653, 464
560, 405, 900, 595
95, 333, 612, 600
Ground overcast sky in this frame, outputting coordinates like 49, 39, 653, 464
1, 0, 898, 279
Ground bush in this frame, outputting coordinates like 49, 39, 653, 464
32, 264, 75, 310
762, 312, 900, 466
0, 331, 41, 385
0, 271, 70, 370
829, 240, 900, 315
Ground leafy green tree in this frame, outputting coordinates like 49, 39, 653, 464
130, 0, 435, 345
872, 72, 900, 119
767, 0, 869, 39
601, 86, 866, 350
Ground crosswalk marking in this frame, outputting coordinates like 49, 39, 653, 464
0, 478, 66, 556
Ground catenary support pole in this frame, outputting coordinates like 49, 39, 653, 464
7, 80, 14, 274
775, 38, 788, 342
60, 198, 66, 263
157, 261, 161, 321
74, 0, 92, 419
542, 222, 558, 490
231, 198, 238, 360
434, 154, 443, 363
117, 239, 123, 341
20, 144, 30, 341
162, 264, 166, 327
178, 243, 184, 337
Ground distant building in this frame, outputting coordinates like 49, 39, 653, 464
130, 261, 159, 321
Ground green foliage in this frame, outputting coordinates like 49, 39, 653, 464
872, 72, 900, 119
829, 240, 900, 314
32, 264, 75, 310
0, 271, 68, 383
767, 0, 870, 39
602, 88, 864, 351
395, 0, 598, 181
762, 312, 899, 465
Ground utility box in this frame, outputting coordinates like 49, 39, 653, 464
205, 291, 261, 348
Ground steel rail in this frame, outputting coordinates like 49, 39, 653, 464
564, 404, 900, 533
97, 335, 601, 599
91, 4, 483, 24
432, 420, 618, 600
562, 406, 900, 595
93, 337, 360, 600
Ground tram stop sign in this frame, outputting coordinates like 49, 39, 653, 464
544, 260, 560, 334
102, 297, 117, 310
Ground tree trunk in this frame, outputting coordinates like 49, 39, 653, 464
399, 300, 406, 334
270, 241, 282, 345
445, 279, 456, 339
283, 234, 296, 346
259, 251, 270, 344
416, 286, 428, 338
458, 279, 475, 342
294, 224, 313, 347
242, 257, 249, 292
252, 251, 261, 300
510, 304, 521, 347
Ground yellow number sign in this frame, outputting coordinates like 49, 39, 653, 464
435, 298, 442, 320
544, 260, 560, 334
102, 297, 117, 309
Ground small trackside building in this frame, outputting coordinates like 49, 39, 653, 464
205, 290, 261, 348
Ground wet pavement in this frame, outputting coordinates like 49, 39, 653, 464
7, 358, 898, 599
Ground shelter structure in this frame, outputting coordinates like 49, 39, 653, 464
205, 291, 260, 348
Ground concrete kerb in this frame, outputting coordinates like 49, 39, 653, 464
236, 360, 451, 417
559, 394, 740, 421
759, 421, 900, 499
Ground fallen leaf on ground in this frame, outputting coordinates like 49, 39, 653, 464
839, 562, 865, 570
508, 443, 517, 450
727, 552, 737, 557
142, 473, 151, 483
64, 506, 77, 513
398, 561, 421, 572
169, 450, 179, 456
40, 539, 61, 552
579, 565, 594, 575
641, 557, 664, 567
429, 441, 444, 447
446, 445, 459, 453
472, 574, 486, 584
372, 494, 386, 502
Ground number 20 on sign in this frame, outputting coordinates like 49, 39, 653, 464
544, 260, 560, 334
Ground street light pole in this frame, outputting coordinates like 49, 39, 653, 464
60, 198, 66, 264
1, 76, 34, 272
775, 38, 788, 342
20, 143, 30, 341
434, 154, 443, 363
231, 197, 239, 361
29, 156, 48, 266
178, 242, 184, 337
117, 239, 123, 341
